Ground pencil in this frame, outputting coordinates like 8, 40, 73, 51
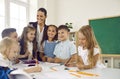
69, 70, 99, 76
70, 73, 81, 78
77, 71, 99, 76
50, 67, 57, 71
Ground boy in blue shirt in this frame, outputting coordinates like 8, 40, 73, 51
54, 25, 76, 63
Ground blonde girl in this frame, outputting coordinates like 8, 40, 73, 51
77, 25, 105, 69
0, 37, 42, 74
0, 37, 19, 67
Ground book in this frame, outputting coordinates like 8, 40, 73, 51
9, 69, 32, 79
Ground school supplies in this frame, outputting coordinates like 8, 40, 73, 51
64, 57, 72, 66
69, 70, 99, 76
22, 60, 36, 64
77, 71, 99, 76
10, 69, 32, 79
70, 73, 81, 78
28, 64, 35, 67
50, 67, 57, 71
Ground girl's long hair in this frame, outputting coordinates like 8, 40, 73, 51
20, 25, 37, 53
79, 25, 101, 67
0, 37, 18, 59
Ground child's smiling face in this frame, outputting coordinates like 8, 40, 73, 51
47, 26, 57, 39
58, 29, 69, 41
27, 30, 35, 42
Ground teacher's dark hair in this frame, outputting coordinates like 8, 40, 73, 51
37, 8, 47, 16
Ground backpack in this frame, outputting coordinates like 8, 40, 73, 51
0, 66, 12, 79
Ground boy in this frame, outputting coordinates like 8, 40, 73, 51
2, 28, 18, 41
2, 28, 19, 63
54, 25, 76, 64
0, 37, 42, 78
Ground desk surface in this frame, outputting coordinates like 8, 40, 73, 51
12, 62, 120, 79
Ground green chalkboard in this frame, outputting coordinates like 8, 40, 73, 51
89, 16, 120, 54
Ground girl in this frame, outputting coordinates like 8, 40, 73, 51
77, 25, 105, 69
18, 25, 37, 60
0, 37, 20, 67
40, 25, 58, 62
0, 37, 42, 78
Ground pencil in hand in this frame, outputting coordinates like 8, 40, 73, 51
64, 57, 72, 66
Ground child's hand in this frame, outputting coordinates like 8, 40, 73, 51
47, 57, 54, 63
54, 58, 62, 63
28, 53, 32, 60
65, 63, 76, 67
76, 63, 84, 69
24, 65, 42, 73
42, 56, 47, 62
15, 58, 20, 64
24, 51, 30, 58
32, 65, 42, 72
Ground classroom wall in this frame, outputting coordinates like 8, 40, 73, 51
45, 0, 58, 25
29, 0, 58, 25
57, 0, 120, 31
29, 0, 38, 22
43, 0, 120, 31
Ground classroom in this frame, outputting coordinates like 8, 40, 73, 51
0, 0, 120, 79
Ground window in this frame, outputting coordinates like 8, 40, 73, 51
20, 0, 28, 3
0, 0, 38, 40
0, 0, 5, 40
10, 2, 27, 36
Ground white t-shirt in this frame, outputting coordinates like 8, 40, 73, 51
27, 41, 33, 60
0, 53, 12, 67
27, 41, 33, 54
36, 25, 44, 52
78, 46, 105, 68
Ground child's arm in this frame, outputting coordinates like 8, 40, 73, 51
39, 42, 47, 62
77, 54, 99, 69
54, 57, 67, 63
24, 65, 42, 73
47, 57, 54, 63
40, 52, 47, 62
18, 50, 30, 59
64, 54, 77, 67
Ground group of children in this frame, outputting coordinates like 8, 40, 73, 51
0, 24, 105, 78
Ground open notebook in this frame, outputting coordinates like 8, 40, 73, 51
9, 69, 32, 79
